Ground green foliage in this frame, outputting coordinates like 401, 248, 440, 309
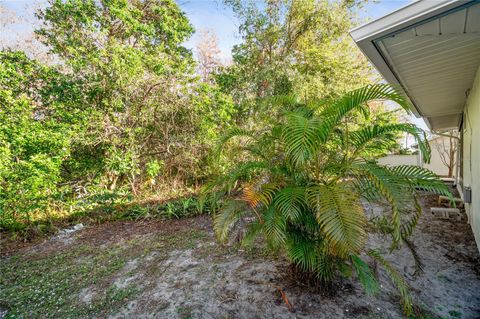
0, 2, 456, 315
207, 84, 451, 315
219, 0, 374, 126
114, 196, 203, 221
32, 0, 235, 192
0, 87, 71, 229
146, 160, 164, 178
0, 0, 393, 236
0, 1, 235, 231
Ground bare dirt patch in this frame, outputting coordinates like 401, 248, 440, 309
1, 196, 479, 319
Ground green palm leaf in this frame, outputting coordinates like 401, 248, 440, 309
218, 127, 257, 147
315, 251, 338, 282
274, 186, 306, 221
352, 163, 412, 244
390, 165, 450, 197
350, 123, 431, 162
368, 249, 413, 316
213, 199, 249, 242
286, 231, 318, 272
317, 84, 410, 143
307, 183, 366, 255
351, 255, 379, 295
241, 219, 263, 247
282, 111, 323, 166
221, 161, 268, 192
263, 205, 287, 247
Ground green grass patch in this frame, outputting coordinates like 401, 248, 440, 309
0, 229, 210, 318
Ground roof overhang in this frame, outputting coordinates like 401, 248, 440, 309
351, 0, 480, 130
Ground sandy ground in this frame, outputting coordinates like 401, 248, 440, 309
1, 193, 479, 319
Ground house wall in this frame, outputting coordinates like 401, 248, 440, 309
378, 140, 455, 178
463, 66, 480, 248
377, 154, 419, 167
423, 136, 457, 177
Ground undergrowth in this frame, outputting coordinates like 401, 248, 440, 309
1, 195, 212, 242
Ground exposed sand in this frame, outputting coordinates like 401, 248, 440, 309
2, 192, 479, 319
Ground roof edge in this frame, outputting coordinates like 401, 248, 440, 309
350, 0, 465, 43
349, 0, 474, 126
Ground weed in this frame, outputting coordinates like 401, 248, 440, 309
448, 310, 461, 318
1, 195, 209, 242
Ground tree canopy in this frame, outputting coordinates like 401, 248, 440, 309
1, 0, 408, 243
216, 0, 374, 126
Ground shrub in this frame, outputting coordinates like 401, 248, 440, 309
206, 85, 451, 315
0, 90, 70, 230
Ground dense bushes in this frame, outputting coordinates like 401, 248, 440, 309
1, 0, 403, 235
0, 77, 71, 229
0, 0, 234, 232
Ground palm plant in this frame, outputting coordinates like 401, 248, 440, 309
205, 84, 451, 315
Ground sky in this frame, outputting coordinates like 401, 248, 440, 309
2, 0, 412, 58
1, 0, 425, 131
180, 0, 412, 59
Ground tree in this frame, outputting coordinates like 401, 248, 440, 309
0, 51, 71, 229
218, 0, 374, 126
0, 1, 236, 230
196, 29, 222, 82
431, 131, 459, 178
34, 0, 232, 193
206, 84, 451, 315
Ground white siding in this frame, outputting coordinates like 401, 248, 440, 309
463, 66, 480, 248
373, 2, 480, 130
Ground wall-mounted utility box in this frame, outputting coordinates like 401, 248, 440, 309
464, 186, 472, 204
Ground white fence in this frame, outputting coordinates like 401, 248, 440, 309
377, 153, 452, 177
377, 154, 419, 167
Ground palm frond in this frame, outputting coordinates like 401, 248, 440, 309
220, 161, 268, 192
213, 199, 249, 243
400, 197, 424, 273
274, 186, 306, 221
368, 197, 424, 272
282, 111, 323, 166
286, 231, 318, 272
368, 249, 413, 316
336, 84, 409, 114
353, 178, 384, 202
307, 183, 366, 255
400, 195, 422, 239
241, 219, 263, 248
294, 209, 321, 234
403, 237, 424, 274
317, 84, 410, 143
390, 165, 451, 197
263, 205, 287, 247
351, 255, 379, 295
352, 163, 411, 245
217, 127, 258, 153
240, 182, 280, 208
316, 248, 338, 282
350, 123, 431, 162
